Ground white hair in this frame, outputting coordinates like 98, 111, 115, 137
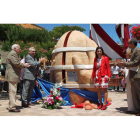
29, 47, 35, 52
11, 44, 19, 50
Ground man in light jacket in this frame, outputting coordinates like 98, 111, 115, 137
119, 38, 140, 116
5, 44, 30, 112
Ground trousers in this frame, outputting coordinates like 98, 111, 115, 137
8, 82, 17, 110
0, 80, 3, 90
22, 79, 36, 105
131, 79, 140, 113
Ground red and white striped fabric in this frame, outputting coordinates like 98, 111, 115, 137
116, 24, 131, 52
90, 24, 125, 59
116, 24, 124, 44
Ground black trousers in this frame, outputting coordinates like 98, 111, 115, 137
113, 85, 119, 90
0, 80, 3, 91
44, 73, 50, 81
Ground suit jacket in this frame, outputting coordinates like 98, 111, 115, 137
125, 46, 140, 81
91, 56, 111, 78
23, 54, 41, 80
5, 50, 24, 83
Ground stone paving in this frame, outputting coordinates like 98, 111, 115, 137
0, 90, 136, 116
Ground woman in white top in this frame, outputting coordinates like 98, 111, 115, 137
125, 49, 135, 113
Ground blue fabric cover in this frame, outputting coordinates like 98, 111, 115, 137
70, 89, 104, 103
31, 78, 104, 105
31, 85, 43, 103
36, 78, 72, 105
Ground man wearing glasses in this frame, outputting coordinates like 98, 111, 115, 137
119, 38, 140, 116
22, 47, 46, 108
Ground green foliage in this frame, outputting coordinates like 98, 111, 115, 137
50, 25, 86, 40
0, 24, 49, 43
47, 106, 52, 109
0, 24, 86, 61
0, 24, 9, 41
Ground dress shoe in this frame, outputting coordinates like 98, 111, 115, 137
22, 104, 30, 108
98, 104, 103, 109
136, 113, 140, 116
126, 110, 135, 114
130, 111, 138, 114
28, 103, 35, 106
9, 109, 20, 112
101, 105, 107, 110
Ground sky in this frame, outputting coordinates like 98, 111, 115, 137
37, 24, 140, 48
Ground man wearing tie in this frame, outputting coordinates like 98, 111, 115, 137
22, 47, 46, 107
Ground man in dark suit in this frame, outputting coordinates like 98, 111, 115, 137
22, 47, 46, 107
119, 38, 140, 116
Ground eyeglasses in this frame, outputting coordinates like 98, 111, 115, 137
32, 51, 36, 52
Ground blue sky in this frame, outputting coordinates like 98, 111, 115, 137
37, 24, 140, 47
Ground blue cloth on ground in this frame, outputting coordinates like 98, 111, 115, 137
70, 89, 104, 103
31, 78, 104, 105
37, 78, 72, 105
31, 85, 43, 103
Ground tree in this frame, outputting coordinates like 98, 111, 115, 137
49, 25, 85, 40
0, 24, 50, 58
0, 24, 86, 62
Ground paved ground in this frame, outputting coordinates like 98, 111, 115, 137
0, 90, 136, 116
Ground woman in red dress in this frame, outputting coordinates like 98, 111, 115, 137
90, 47, 111, 110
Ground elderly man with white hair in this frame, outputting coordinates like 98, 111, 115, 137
5, 44, 30, 112
22, 47, 46, 108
